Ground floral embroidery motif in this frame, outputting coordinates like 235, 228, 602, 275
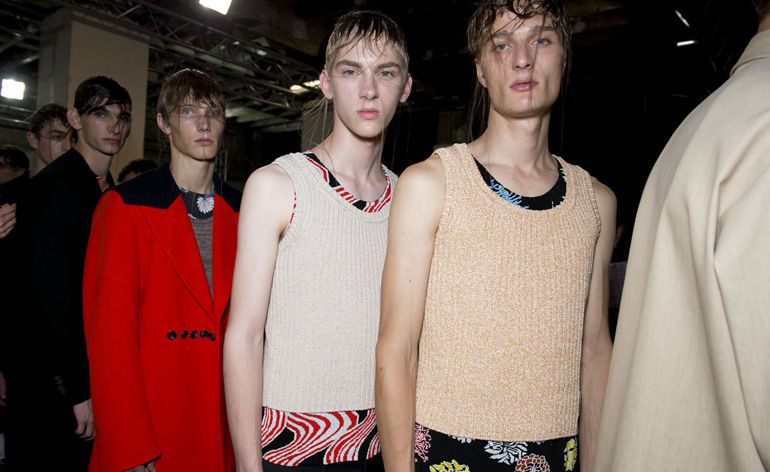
196, 194, 214, 213
490, 181, 525, 207
429, 460, 470, 472
484, 441, 528, 465
450, 435, 473, 444
563, 438, 577, 471
414, 424, 432, 462
514, 454, 550, 472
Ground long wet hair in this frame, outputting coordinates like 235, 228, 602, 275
465, 0, 571, 139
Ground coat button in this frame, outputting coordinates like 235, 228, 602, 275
191, 330, 198, 339
200, 330, 210, 339
181, 330, 189, 339
167, 330, 177, 340
209, 333, 216, 341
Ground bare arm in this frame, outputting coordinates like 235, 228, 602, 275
223, 164, 293, 472
376, 156, 445, 472
579, 178, 616, 472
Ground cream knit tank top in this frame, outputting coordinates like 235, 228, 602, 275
262, 153, 396, 412
415, 143, 601, 441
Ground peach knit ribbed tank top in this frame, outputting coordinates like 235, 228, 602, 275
415, 143, 601, 441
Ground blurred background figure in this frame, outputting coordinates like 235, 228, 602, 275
117, 158, 158, 184
26, 104, 72, 176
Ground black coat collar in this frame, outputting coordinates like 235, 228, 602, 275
115, 162, 241, 211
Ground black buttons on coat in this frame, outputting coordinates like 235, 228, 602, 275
166, 328, 216, 341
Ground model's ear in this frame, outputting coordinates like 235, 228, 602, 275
320, 69, 333, 100
26, 131, 39, 150
66, 107, 82, 130
156, 113, 171, 136
399, 74, 413, 103
475, 59, 488, 89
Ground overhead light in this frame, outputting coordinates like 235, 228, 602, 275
674, 10, 691, 28
290, 80, 321, 95
677, 40, 697, 47
199, 0, 232, 15
1, 78, 25, 100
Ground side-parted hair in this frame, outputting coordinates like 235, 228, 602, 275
157, 68, 225, 122
28, 103, 69, 136
74, 76, 132, 115
325, 10, 410, 70
0, 144, 30, 172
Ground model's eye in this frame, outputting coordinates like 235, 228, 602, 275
341, 69, 357, 77
379, 69, 397, 78
180, 107, 196, 117
119, 112, 131, 122
534, 38, 551, 46
208, 108, 223, 119
93, 110, 107, 118
494, 42, 510, 52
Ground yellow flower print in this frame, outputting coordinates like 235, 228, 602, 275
563, 438, 578, 471
429, 459, 470, 472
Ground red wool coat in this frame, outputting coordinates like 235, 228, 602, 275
83, 165, 240, 472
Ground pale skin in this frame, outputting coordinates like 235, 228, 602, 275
376, 11, 614, 472
223, 38, 410, 472
118, 101, 222, 472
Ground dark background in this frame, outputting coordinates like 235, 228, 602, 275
0, 0, 762, 237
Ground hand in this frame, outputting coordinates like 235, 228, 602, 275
124, 460, 156, 472
73, 398, 95, 440
0, 204, 16, 238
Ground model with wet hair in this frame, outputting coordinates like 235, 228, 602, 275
376, 1, 615, 471
224, 10, 411, 472
83, 68, 240, 472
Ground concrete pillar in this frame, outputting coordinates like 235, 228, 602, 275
37, 8, 149, 176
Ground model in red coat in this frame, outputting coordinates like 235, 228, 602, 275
83, 69, 240, 472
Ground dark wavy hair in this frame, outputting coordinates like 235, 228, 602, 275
156, 68, 225, 122
73, 76, 132, 115
28, 103, 69, 136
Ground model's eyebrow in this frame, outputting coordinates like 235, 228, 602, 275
492, 25, 557, 39
376, 62, 403, 71
335, 60, 362, 69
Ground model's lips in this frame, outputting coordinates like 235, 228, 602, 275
358, 109, 380, 119
195, 139, 214, 146
103, 138, 120, 145
511, 80, 537, 91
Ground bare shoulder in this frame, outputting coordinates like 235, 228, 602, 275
243, 163, 293, 198
590, 176, 616, 216
240, 163, 295, 234
395, 154, 445, 198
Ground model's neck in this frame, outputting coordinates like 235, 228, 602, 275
312, 131, 384, 181
75, 143, 113, 178
758, 13, 770, 32
470, 112, 553, 167
170, 155, 215, 193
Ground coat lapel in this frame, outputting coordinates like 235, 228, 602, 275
144, 198, 215, 317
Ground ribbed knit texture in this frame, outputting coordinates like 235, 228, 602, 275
415, 143, 601, 441
262, 153, 396, 412
190, 216, 213, 296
